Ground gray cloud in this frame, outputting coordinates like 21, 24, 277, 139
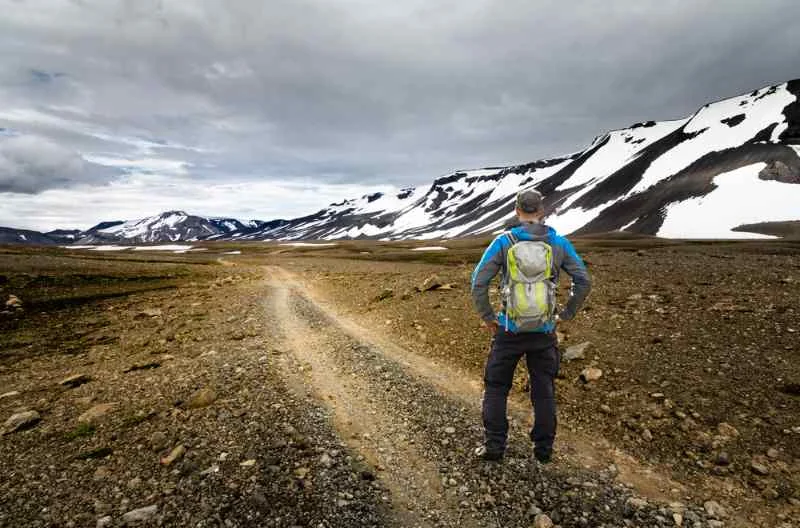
0, 0, 798, 228
0, 133, 114, 193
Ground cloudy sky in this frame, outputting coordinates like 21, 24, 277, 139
1, 0, 798, 231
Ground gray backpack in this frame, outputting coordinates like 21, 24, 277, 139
501, 231, 557, 331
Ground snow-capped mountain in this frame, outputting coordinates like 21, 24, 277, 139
2, 79, 798, 245
231, 79, 798, 241
72, 211, 262, 244
0, 227, 58, 245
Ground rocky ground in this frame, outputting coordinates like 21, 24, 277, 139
1, 239, 798, 527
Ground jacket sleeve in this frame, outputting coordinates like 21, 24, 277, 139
557, 237, 592, 321
471, 235, 506, 323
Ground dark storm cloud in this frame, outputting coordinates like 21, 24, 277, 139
0, 0, 798, 228
0, 133, 116, 193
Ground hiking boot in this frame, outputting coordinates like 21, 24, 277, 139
474, 445, 504, 462
533, 449, 552, 464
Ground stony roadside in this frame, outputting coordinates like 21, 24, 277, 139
1, 263, 389, 527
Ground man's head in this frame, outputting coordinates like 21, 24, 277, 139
515, 189, 545, 222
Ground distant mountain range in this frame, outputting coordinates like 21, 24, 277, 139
3, 79, 799, 245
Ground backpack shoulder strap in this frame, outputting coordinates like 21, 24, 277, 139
505, 230, 518, 246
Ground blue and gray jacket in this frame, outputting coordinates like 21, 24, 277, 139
470, 222, 592, 333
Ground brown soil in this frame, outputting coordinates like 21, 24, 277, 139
1, 239, 798, 527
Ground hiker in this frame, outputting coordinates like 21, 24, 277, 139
470, 189, 591, 463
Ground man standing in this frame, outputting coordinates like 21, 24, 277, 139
471, 190, 591, 463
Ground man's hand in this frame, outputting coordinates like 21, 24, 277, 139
482, 320, 499, 334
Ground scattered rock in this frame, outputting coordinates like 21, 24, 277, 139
0, 390, 20, 400
121, 505, 157, 524
160, 445, 186, 466
716, 422, 739, 438
766, 447, 780, 459
5, 294, 22, 309
374, 288, 394, 301
600, 404, 612, 414
78, 403, 117, 424
319, 453, 334, 468
750, 459, 770, 476
184, 387, 217, 409
60, 374, 92, 388
626, 497, 649, 510
149, 431, 169, 452
759, 160, 799, 184
123, 362, 161, 373
240, 459, 256, 467
444, 426, 456, 434
563, 342, 590, 361
641, 428, 653, 442
2, 410, 41, 435
715, 452, 731, 466
96, 516, 113, 528
533, 513, 554, 528
579, 367, 603, 383
134, 308, 162, 319
418, 275, 443, 292
703, 500, 727, 519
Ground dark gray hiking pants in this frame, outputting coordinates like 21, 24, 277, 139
482, 330, 559, 455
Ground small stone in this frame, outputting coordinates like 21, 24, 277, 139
444, 426, 456, 434
149, 431, 169, 452
96, 516, 112, 528
672, 513, 683, 526
320, 453, 334, 468
750, 459, 769, 476
160, 445, 186, 466
121, 505, 157, 523
579, 367, 603, 383
185, 387, 217, 409
375, 288, 394, 301
2, 410, 41, 435
650, 392, 666, 401
60, 374, 92, 388
641, 428, 653, 442
199, 464, 219, 476
626, 497, 648, 510
0, 391, 20, 400
716, 422, 739, 437
533, 513, 554, 528
703, 500, 727, 519
135, 308, 162, 318
240, 459, 256, 467
715, 452, 730, 466
766, 448, 780, 459
6, 295, 22, 308
762, 487, 780, 500
78, 403, 117, 424
600, 404, 612, 414
563, 342, 590, 361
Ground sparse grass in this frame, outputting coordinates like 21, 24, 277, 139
64, 423, 95, 441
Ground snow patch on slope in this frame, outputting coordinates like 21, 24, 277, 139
658, 163, 800, 239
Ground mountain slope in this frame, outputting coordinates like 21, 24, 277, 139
239, 79, 799, 241
0, 227, 58, 245
73, 211, 262, 244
